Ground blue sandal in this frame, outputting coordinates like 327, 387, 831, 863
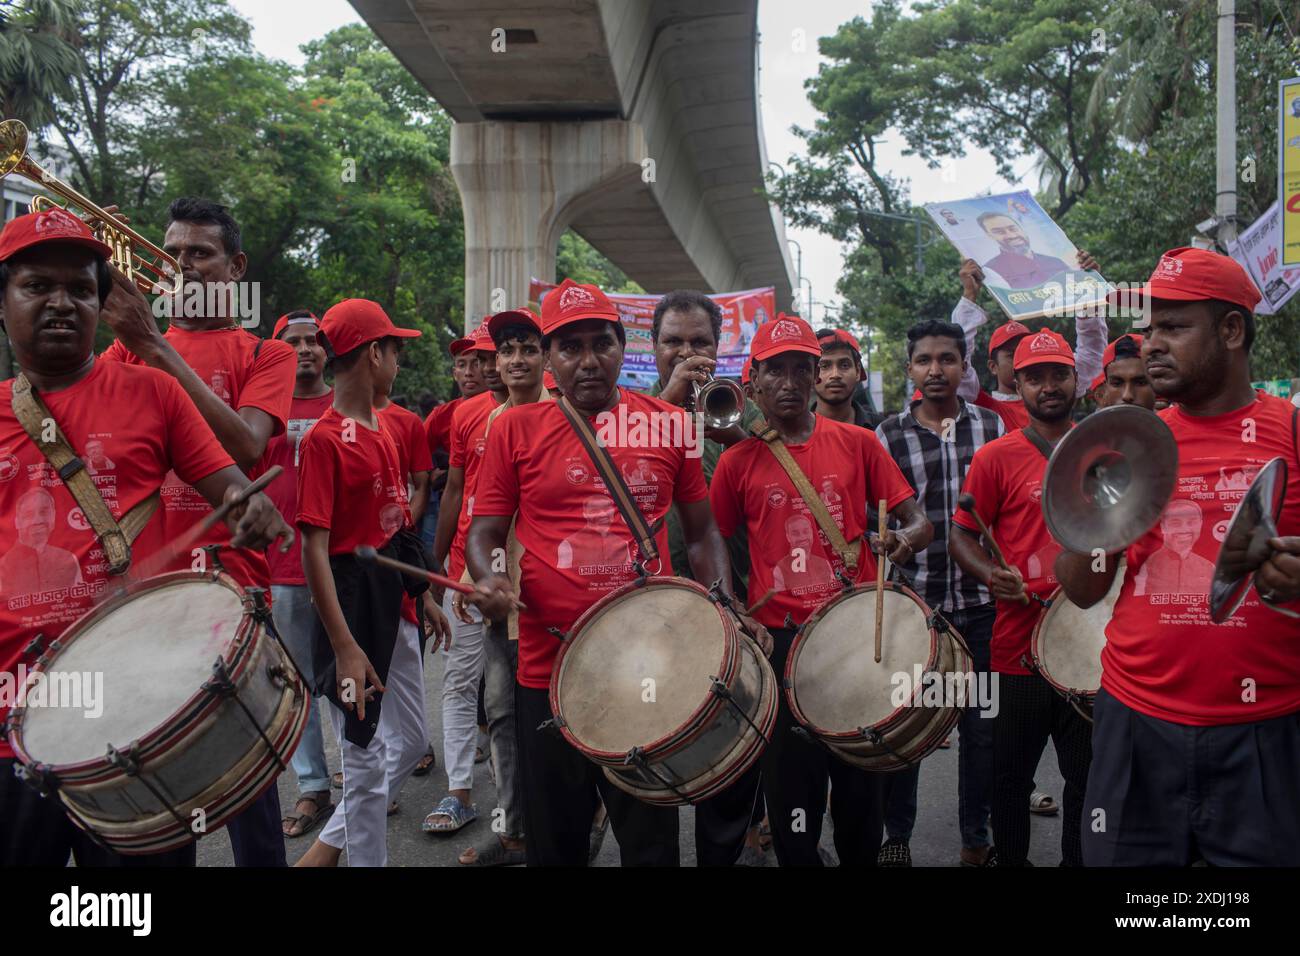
423, 796, 478, 834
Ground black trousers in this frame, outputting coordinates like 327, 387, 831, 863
694, 763, 761, 866
0, 758, 196, 867
515, 684, 679, 866
1084, 688, 1300, 866
763, 628, 886, 866
225, 785, 286, 867
992, 672, 1092, 866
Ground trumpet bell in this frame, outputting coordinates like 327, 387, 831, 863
1042, 404, 1178, 555
1209, 457, 1290, 623
696, 375, 745, 429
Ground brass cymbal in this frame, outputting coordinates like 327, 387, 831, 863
1041, 405, 1178, 555
1209, 457, 1288, 624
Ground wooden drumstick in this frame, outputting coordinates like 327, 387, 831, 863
353, 547, 528, 611
957, 493, 1030, 606
874, 499, 887, 663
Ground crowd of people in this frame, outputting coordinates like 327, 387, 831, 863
0, 194, 1298, 869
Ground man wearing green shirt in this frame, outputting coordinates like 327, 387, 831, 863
648, 289, 764, 866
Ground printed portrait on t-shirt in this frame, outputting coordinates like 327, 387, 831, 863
1026, 540, 1062, 581
557, 496, 633, 570
1214, 464, 1258, 492
622, 457, 659, 487
818, 478, 842, 510
772, 513, 835, 593
379, 502, 405, 538
0, 487, 84, 596
1134, 499, 1216, 597
84, 438, 115, 475
285, 417, 317, 467
209, 370, 232, 404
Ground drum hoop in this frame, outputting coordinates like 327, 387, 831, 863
549, 575, 739, 762
1029, 584, 1102, 699
8, 570, 259, 776
784, 581, 944, 741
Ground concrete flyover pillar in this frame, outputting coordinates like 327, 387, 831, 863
450, 119, 648, 329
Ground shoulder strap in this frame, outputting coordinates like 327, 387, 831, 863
253, 337, 263, 360
10, 373, 159, 575
747, 417, 859, 571
557, 395, 661, 566
1020, 425, 1056, 461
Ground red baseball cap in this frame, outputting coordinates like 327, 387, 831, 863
817, 328, 861, 354
750, 313, 821, 363
1110, 247, 1262, 314
466, 316, 496, 354
1091, 333, 1144, 390
1013, 329, 1075, 370
540, 278, 620, 336
989, 320, 1032, 353
448, 336, 475, 356
486, 308, 542, 343
273, 311, 319, 340
741, 358, 752, 386
0, 208, 113, 263
319, 298, 420, 356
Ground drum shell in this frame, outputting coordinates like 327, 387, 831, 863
7, 572, 308, 854
785, 583, 972, 773
1029, 563, 1123, 723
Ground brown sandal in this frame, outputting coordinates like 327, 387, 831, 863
282, 790, 333, 838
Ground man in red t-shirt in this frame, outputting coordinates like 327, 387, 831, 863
425, 316, 507, 835
0, 210, 291, 866
97, 196, 297, 866
465, 279, 762, 866
710, 315, 930, 866
263, 310, 336, 839
293, 299, 448, 869
1057, 248, 1300, 866
1090, 333, 1155, 410
422, 335, 483, 545
951, 254, 1105, 433
950, 329, 1093, 867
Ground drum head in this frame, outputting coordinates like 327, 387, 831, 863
791, 587, 933, 733
18, 576, 248, 766
555, 582, 726, 756
1035, 566, 1123, 694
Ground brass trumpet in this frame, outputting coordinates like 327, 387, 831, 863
692, 372, 746, 429
0, 119, 180, 295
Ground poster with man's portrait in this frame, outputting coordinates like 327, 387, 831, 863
924, 190, 1111, 321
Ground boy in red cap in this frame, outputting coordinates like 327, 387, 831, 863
425, 315, 509, 836
0, 209, 292, 865
464, 278, 756, 866
1057, 248, 1300, 866
950, 329, 1093, 867
1090, 333, 1154, 410
813, 326, 882, 428
710, 314, 932, 866
99, 198, 297, 865
951, 254, 1106, 431
294, 299, 448, 868
263, 310, 337, 837
423, 334, 485, 541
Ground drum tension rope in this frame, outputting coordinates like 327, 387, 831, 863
105, 743, 193, 833
708, 676, 770, 745
623, 746, 693, 805
202, 657, 288, 773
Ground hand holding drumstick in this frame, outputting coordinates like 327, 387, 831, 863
957, 493, 1031, 606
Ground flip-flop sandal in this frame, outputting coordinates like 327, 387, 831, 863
423, 795, 478, 834
461, 837, 525, 867
282, 791, 333, 838
411, 747, 437, 777
1029, 790, 1059, 815
387, 800, 400, 817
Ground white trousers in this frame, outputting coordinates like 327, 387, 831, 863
319, 619, 424, 867
440, 591, 485, 791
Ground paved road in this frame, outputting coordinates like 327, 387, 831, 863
198, 650, 1068, 867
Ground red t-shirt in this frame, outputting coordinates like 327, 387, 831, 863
975, 389, 1030, 432
295, 407, 411, 556
446, 391, 503, 580
0, 361, 232, 759
263, 390, 333, 585
473, 390, 708, 688
1103, 393, 1300, 725
710, 416, 914, 630
952, 428, 1062, 674
103, 327, 295, 587
377, 402, 433, 623
424, 397, 462, 458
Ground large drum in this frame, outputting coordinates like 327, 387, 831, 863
550, 576, 777, 806
785, 583, 972, 773
7, 571, 308, 855
1030, 562, 1125, 721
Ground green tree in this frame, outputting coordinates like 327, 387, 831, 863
555, 230, 643, 293
0, 0, 81, 128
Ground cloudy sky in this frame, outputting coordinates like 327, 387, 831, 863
230, 0, 1027, 324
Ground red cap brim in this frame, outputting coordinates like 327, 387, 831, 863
752, 342, 823, 363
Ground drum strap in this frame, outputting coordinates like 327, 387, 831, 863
557, 395, 662, 568
10, 372, 159, 575
748, 418, 860, 571
1020, 425, 1057, 460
